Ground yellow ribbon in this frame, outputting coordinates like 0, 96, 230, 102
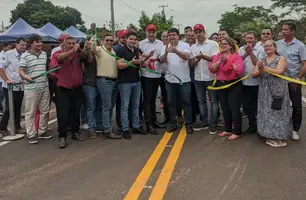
207, 70, 306, 90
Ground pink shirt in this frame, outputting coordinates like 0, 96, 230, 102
209, 53, 244, 81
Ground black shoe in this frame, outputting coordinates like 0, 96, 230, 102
186, 125, 193, 134
146, 125, 157, 135
152, 121, 165, 129
38, 132, 53, 140
59, 138, 67, 149
71, 132, 85, 141
123, 130, 132, 139
193, 124, 209, 131
133, 127, 148, 135
167, 124, 177, 133
209, 125, 217, 135
106, 131, 122, 139
177, 116, 184, 124
161, 118, 169, 125
28, 136, 39, 144
242, 127, 257, 135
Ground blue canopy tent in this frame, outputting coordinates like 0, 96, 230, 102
39, 22, 63, 39
64, 26, 87, 40
0, 18, 57, 43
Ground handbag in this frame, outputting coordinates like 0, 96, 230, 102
267, 78, 285, 110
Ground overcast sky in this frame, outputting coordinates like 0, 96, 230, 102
1, 0, 276, 35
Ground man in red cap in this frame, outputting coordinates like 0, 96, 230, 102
139, 24, 164, 134
189, 24, 219, 134
51, 33, 70, 57
113, 29, 128, 133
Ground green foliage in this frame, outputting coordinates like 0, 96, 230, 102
135, 11, 174, 40
218, 5, 279, 38
10, 0, 85, 30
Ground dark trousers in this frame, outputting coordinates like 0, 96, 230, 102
56, 86, 82, 138
242, 85, 258, 130
141, 77, 160, 125
217, 81, 242, 135
48, 78, 57, 104
166, 81, 192, 125
0, 88, 23, 130
160, 75, 169, 118
116, 90, 121, 129
289, 84, 302, 132
176, 82, 199, 122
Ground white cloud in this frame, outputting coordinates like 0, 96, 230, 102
0, 0, 279, 35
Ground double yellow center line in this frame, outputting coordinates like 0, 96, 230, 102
124, 126, 187, 200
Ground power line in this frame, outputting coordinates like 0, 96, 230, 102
119, 0, 141, 14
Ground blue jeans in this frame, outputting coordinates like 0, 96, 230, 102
194, 80, 218, 126
83, 84, 102, 131
118, 82, 141, 131
96, 78, 117, 133
166, 81, 192, 125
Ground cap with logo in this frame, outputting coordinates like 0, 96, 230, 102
146, 24, 157, 31
117, 30, 128, 38
58, 33, 70, 42
193, 24, 205, 31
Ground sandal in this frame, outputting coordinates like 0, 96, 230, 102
228, 134, 241, 140
266, 139, 287, 148
218, 131, 232, 137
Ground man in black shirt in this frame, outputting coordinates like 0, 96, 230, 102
114, 32, 148, 139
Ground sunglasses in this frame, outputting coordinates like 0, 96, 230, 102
105, 39, 114, 42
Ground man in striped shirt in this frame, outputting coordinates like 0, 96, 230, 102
19, 34, 52, 144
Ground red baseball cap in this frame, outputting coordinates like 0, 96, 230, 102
58, 33, 70, 42
146, 24, 156, 31
194, 24, 205, 31
117, 30, 128, 38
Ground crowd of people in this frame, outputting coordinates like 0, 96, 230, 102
0, 20, 305, 149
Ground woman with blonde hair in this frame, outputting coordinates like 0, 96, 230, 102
209, 37, 244, 140
252, 39, 292, 147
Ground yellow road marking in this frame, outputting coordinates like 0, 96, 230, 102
124, 132, 173, 200
149, 125, 187, 200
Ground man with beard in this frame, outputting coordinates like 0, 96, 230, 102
238, 31, 265, 134
159, 28, 193, 134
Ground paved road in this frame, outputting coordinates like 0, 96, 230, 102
1, 108, 306, 200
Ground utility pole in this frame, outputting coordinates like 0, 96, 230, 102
158, 4, 168, 22
1, 21, 4, 32
175, 24, 182, 32
110, 0, 116, 37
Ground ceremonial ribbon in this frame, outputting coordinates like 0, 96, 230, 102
8, 67, 61, 89
207, 70, 306, 91
104, 50, 183, 85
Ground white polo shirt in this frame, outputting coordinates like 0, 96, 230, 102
160, 41, 191, 83
238, 44, 266, 86
139, 38, 164, 78
0, 49, 24, 91
190, 39, 219, 81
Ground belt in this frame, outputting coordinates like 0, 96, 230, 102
97, 76, 117, 81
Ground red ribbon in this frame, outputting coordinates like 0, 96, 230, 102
147, 59, 156, 70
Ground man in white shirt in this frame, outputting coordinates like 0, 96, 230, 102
139, 24, 165, 134
238, 31, 265, 134
159, 27, 193, 134
0, 38, 27, 136
189, 24, 220, 134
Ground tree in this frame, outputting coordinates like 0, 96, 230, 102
10, 0, 85, 31
137, 11, 174, 40
271, 0, 306, 40
218, 5, 279, 38
271, 0, 306, 19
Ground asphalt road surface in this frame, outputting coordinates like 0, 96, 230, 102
1, 107, 306, 200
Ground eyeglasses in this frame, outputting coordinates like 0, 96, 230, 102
105, 39, 114, 42
261, 33, 271, 35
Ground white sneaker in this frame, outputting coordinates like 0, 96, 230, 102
80, 124, 88, 130
292, 131, 300, 141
